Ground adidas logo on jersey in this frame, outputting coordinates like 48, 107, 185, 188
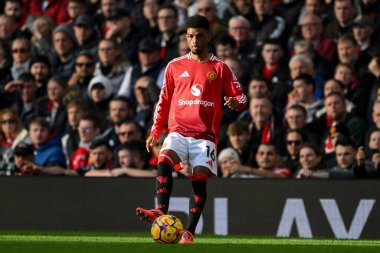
180, 71, 190, 77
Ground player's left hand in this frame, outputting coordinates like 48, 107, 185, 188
224, 96, 237, 109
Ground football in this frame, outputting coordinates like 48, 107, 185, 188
151, 215, 183, 243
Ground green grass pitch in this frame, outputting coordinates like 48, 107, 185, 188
0, 230, 379, 253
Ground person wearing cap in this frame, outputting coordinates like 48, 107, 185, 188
29, 55, 51, 98
118, 38, 163, 103
105, 8, 140, 65
218, 147, 242, 178
73, 14, 100, 56
0, 142, 34, 176
86, 75, 113, 127
352, 15, 379, 58
51, 24, 78, 79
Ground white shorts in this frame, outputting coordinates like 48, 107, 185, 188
161, 132, 218, 175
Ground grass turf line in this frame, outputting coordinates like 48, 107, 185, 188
0, 232, 379, 253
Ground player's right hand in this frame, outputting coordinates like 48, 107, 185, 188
146, 136, 157, 153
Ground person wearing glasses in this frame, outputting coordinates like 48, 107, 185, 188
0, 108, 29, 156
68, 51, 96, 94
282, 129, 307, 173
10, 37, 32, 80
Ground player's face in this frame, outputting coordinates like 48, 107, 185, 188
186, 28, 211, 56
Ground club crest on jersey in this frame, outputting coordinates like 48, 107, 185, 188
207, 71, 217, 81
191, 84, 204, 96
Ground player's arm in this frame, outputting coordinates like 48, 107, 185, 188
222, 65, 248, 111
147, 65, 175, 151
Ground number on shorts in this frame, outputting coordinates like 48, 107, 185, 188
206, 145, 215, 161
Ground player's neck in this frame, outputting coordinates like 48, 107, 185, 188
190, 52, 211, 62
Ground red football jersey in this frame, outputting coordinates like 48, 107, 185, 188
151, 53, 248, 141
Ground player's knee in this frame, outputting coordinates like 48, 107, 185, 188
158, 151, 179, 168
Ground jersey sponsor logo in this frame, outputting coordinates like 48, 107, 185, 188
207, 71, 217, 81
180, 71, 190, 77
191, 84, 203, 96
178, 99, 215, 107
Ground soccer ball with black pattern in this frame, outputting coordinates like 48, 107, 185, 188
151, 215, 183, 243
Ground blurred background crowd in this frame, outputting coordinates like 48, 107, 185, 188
0, 0, 380, 179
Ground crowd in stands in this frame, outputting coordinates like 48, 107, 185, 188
0, 0, 380, 179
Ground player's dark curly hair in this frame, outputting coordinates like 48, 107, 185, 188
185, 14, 210, 31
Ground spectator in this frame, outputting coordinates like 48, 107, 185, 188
251, 39, 290, 110
0, 14, 20, 43
94, 38, 132, 94
284, 104, 308, 130
118, 38, 163, 101
28, 117, 66, 168
239, 94, 286, 156
66, 0, 88, 24
228, 15, 257, 63
111, 140, 157, 177
29, 55, 51, 98
249, 0, 287, 47
312, 92, 366, 147
371, 99, 380, 129
282, 129, 307, 172
288, 53, 325, 98
333, 62, 368, 118
135, 0, 160, 39
155, 4, 180, 65
84, 138, 113, 177
222, 120, 255, 166
133, 76, 160, 128
117, 119, 144, 144
85, 75, 113, 128
69, 115, 100, 170
15, 73, 38, 126
0, 108, 29, 158
315, 78, 355, 118
297, 13, 338, 64
30, 16, 55, 57
0, 142, 34, 176
11, 38, 32, 79
289, 73, 323, 122
36, 76, 68, 137
247, 77, 271, 99
101, 96, 135, 147
221, 0, 252, 24
68, 51, 96, 94
293, 40, 333, 81
217, 147, 245, 178
3, 0, 32, 30
295, 143, 325, 178
0, 38, 12, 87
337, 34, 372, 85
73, 15, 100, 57
105, 8, 140, 65
61, 100, 87, 161
94, 0, 121, 35
215, 33, 238, 62
324, 0, 358, 40
352, 15, 379, 58
51, 24, 78, 79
